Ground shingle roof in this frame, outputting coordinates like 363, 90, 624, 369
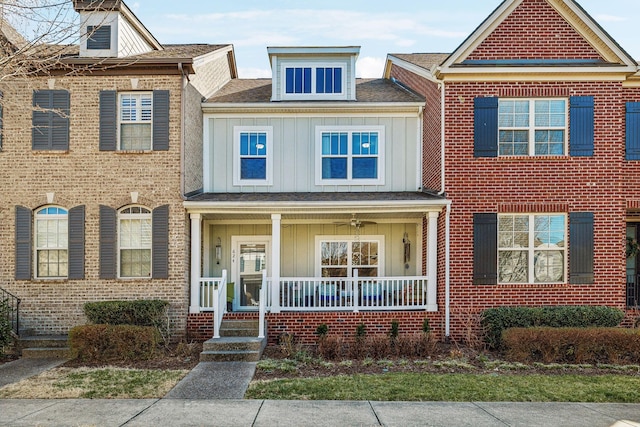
204, 78, 424, 104
55, 43, 229, 61
390, 53, 451, 70
187, 191, 445, 203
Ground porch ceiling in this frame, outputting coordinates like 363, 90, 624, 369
197, 211, 427, 222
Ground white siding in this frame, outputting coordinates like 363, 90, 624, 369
117, 14, 154, 57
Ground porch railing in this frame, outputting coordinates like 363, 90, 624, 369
273, 275, 428, 312
0, 287, 20, 336
627, 274, 640, 308
199, 270, 227, 338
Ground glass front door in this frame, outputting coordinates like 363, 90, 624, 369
232, 237, 270, 310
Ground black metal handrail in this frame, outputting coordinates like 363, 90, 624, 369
0, 287, 20, 336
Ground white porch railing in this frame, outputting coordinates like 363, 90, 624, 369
199, 270, 227, 339
272, 275, 428, 312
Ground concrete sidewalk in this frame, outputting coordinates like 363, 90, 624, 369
1, 398, 640, 426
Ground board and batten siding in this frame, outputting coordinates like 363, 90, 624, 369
204, 222, 419, 278
204, 115, 421, 193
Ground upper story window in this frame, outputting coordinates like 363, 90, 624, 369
315, 126, 385, 185
498, 214, 566, 284
498, 99, 567, 156
118, 206, 152, 278
281, 63, 345, 100
32, 90, 70, 151
35, 206, 68, 278
233, 126, 273, 186
119, 92, 152, 150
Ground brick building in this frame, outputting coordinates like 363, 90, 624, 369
0, 0, 235, 337
386, 0, 640, 339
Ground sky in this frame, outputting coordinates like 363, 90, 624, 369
124, 0, 640, 79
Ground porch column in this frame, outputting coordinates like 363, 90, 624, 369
271, 214, 282, 313
189, 213, 202, 314
426, 211, 439, 311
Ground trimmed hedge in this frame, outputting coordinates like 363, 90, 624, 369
503, 327, 640, 364
69, 324, 159, 362
83, 300, 169, 327
481, 306, 624, 349
0, 299, 11, 355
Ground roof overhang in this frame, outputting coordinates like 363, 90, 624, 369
201, 102, 425, 115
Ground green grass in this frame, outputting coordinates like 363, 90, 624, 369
246, 373, 640, 402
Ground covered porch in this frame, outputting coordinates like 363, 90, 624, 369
185, 192, 448, 322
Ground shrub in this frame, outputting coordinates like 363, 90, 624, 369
394, 333, 438, 358
315, 323, 329, 338
0, 299, 12, 356
502, 327, 640, 364
389, 320, 399, 340
481, 306, 624, 349
317, 335, 344, 360
69, 324, 159, 362
84, 300, 169, 327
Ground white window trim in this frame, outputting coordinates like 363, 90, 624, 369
315, 125, 385, 186
117, 205, 152, 279
498, 98, 568, 156
233, 126, 274, 186
117, 91, 153, 151
280, 62, 347, 101
314, 235, 385, 277
34, 206, 68, 279
497, 213, 567, 285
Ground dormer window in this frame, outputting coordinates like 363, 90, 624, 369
281, 62, 346, 100
87, 25, 111, 50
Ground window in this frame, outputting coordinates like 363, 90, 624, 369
282, 63, 345, 98
118, 206, 152, 278
319, 237, 382, 278
34, 207, 68, 278
498, 214, 566, 284
498, 99, 566, 156
119, 93, 152, 150
316, 126, 384, 185
87, 25, 111, 50
233, 126, 273, 185
32, 90, 70, 150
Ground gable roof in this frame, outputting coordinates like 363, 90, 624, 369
439, 0, 636, 76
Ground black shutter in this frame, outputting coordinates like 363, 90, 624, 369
473, 213, 498, 285
15, 206, 32, 280
99, 205, 117, 279
569, 96, 594, 157
152, 204, 169, 279
474, 97, 498, 157
32, 90, 69, 150
68, 205, 85, 280
99, 91, 117, 151
0, 91, 4, 150
152, 90, 169, 151
626, 102, 640, 160
87, 25, 111, 50
569, 212, 594, 284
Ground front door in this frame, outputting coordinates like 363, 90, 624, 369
232, 236, 270, 311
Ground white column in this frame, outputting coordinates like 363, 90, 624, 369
271, 214, 282, 313
189, 213, 202, 314
426, 211, 439, 312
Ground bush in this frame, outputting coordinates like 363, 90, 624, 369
84, 300, 169, 327
481, 306, 624, 349
0, 299, 12, 356
502, 327, 640, 364
69, 324, 160, 362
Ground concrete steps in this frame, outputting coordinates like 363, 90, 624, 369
19, 335, 74, 359
200, 319, 266, 362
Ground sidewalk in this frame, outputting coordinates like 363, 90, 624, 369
1, 398, 640, 426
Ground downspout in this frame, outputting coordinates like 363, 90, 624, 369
178, 62, 188, 200
445, 202, 451, 338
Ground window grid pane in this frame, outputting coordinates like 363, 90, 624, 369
239, 131, 268, 181
119, 208, 152, 278
35, 207, 68, 278
120, 93, 152, 150
321, 131, 379, 181
320, 240, 379, 278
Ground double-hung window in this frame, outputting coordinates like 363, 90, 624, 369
498, 214, 566, 284
498, 99, 567, 156
119, 92, 152, 150
35, 206, 68, 278
233, 126, 273, 186
318, 237, 382, 278
118, 206, 152, 278
316, 126, 384, 185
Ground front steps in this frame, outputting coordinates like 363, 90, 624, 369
19, 335, 73, 359
200, 319, 266, 362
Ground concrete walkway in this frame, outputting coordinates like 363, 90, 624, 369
2, 358, 640, 426
1, 398, 640, 426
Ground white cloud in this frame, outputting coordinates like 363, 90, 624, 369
356, 56, 386, 78
239, 67, 272, 79
594, 14, 627, 22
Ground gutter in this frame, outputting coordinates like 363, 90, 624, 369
179, 62, 188, 201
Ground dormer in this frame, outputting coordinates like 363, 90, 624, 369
268, 46, 359, 102
73, 0, 162, 58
